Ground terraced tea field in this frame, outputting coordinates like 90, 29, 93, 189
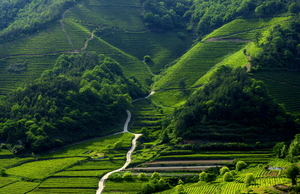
154, 41, 247, 90
254, 71, 300, 113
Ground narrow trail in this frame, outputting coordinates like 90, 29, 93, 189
96, 92, 155, 194
60, 7, 74, 47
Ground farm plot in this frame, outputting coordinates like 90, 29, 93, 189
38, 177, 98, 188
254, 73, 300, 113
6, 157, 85, 180
66, 0, 145, 31
185, 183, 218, 194
154, 41, 246, 90
85, 36, 152, 85
0, 177, 18, 188
52, 169, 109, 177
67, 160, 125, 171
103, 180, 145, 193
203, 17, 291, 41
42, 133, 134, 158
0, 23, 71, 57
29, 188, 96, 194
101, 30, 193, 73
0, 181, 40, 194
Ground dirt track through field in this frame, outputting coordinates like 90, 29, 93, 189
96, 92, 154, 194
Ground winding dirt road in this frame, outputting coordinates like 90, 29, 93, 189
96, 92, 155, 194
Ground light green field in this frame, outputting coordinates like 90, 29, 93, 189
154, 41, 246, 90
0, 177, 18, 187
6, 157, 85, 180
29, 188, 96, 194
0, 181, 40, 194
66, 0, 145, 31
42, 133, 134, 158
103, 179, 145, 193
203, 17, 292, 41
38, 177, 98, 188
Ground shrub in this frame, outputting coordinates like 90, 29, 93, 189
245, 173, 255, 187
223, 172, 234, 182
151, 172, 161, 180
236, 161, 247, 171
122, 171, 133, 181
138, 172, 147, 181
199, 171, 207, 181
109, 172, 122, 181
220, 166, 230, 175
0, 168, 7, 177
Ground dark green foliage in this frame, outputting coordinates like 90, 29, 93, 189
0, 168, 7, 177
286, 164, 300, 186
173, 66, 297, 142
244, 173, 255, 186
190, 0, 300, 36
141, 0, 191, 31
236, 161, 247, 171
273, 142, 287, 158
0, 52, 147, 154
0, 0, 78, 43
252, 18, 300, 69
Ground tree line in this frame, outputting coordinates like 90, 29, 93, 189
0, 52, 147, 154
0, 0, 78, 43
141, 0, 300, 37
251, 17, 300, 70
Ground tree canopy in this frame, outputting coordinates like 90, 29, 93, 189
0, 52, 147, 154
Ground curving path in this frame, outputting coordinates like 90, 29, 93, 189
96, 92, 154, 194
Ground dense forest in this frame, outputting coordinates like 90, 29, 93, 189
0, 0, 78, 42
142, 0, 300, 36
168, 66, 299, 143
252, 17, 300, 69
0, 52, 147, 154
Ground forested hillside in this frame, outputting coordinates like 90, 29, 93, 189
169, 66, 299, 143
0, 0, 77, 42
0, 52, 146, 154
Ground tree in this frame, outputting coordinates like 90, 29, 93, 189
285, 164, 300, 186
245, 173, 255, 187
273, 142, 286, 158
236, 161, 247, 171
0, 168, 7, 177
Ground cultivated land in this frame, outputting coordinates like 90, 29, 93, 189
0, 0, 299, 193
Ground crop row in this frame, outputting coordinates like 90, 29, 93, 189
0, 181, 40, 194
52, 169, 109, 177
67, 160, 125, 170
6, 157, 86, 180
186, 183, 218, 194
204, 17, 291, 40
39, 177, 98, 188
29, 188, 96, 194
155, 41, 246, 90
255, 75, 300, 112
104, 180, 144, 192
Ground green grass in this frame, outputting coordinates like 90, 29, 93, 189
151, 89, 188, 108
39, 177, 98, 188
6, 157, 85, 180
154, 41, 246, 90
0, 181, 40, 194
